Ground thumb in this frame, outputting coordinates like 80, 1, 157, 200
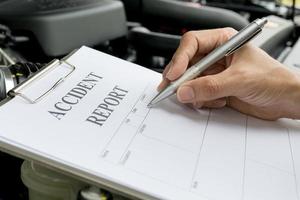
177, 70, 238, 103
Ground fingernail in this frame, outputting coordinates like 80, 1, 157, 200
157, 81, 165, 92
166, 68, 173, 80
165, 62, 173, 80
178, 86, 195, 102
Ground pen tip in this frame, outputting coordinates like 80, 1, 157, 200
147, 102, 153, 108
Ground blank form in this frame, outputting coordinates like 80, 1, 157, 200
99, 85, 300, 200
0, 46, 299, 200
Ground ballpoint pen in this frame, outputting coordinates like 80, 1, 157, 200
147, 18, 268, 107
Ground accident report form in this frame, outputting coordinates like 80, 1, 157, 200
0, 46, 300, 200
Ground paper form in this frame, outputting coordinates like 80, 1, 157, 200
0, 46, 300, 200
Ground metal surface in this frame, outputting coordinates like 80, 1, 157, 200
7, 49, 79, 104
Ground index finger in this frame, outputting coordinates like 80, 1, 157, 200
165, 27, 237, 81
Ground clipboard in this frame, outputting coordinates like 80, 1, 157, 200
6, 50, 77, 104
3, 46, 298, 200
0, 48, 154, 200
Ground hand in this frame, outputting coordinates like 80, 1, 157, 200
158, 28, 300, 120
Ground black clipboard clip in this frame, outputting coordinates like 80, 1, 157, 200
7, 49, 78, 104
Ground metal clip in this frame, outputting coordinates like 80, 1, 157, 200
7, 52, 77, 104
225, 28, 262, 56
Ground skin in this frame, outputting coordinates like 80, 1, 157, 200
158, 28, 300, 120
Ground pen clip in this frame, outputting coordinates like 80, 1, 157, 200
225, 28, 262, 56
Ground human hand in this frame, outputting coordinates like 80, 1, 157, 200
158, 28, 300, 120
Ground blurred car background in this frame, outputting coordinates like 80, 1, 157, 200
0, 0, 299, 199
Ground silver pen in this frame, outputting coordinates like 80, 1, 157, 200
148, 18, 268, 107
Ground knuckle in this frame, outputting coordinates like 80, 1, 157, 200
181, 31, 196, 42
222, 27, 237, 40
200, 78, 220, 99
223, 27, 237, 35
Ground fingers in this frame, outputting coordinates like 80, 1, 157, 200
158, 63, 225, 92
157, 78, 170, 91
165, 31, 198, 81
157, 61, 172, 91
165, 28, 237, 81
157, 28, 237, 91
177, 70, 237, 103
157, 32, 198, 91
201, 63, 225, 76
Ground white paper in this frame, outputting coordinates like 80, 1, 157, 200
0, 46, 300, 200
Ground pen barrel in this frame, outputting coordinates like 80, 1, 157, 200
149, 18, 267, 105
170, 18, 266, 90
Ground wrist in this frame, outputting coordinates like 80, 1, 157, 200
283, 70, 300, 119
292, 77, 300, 119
